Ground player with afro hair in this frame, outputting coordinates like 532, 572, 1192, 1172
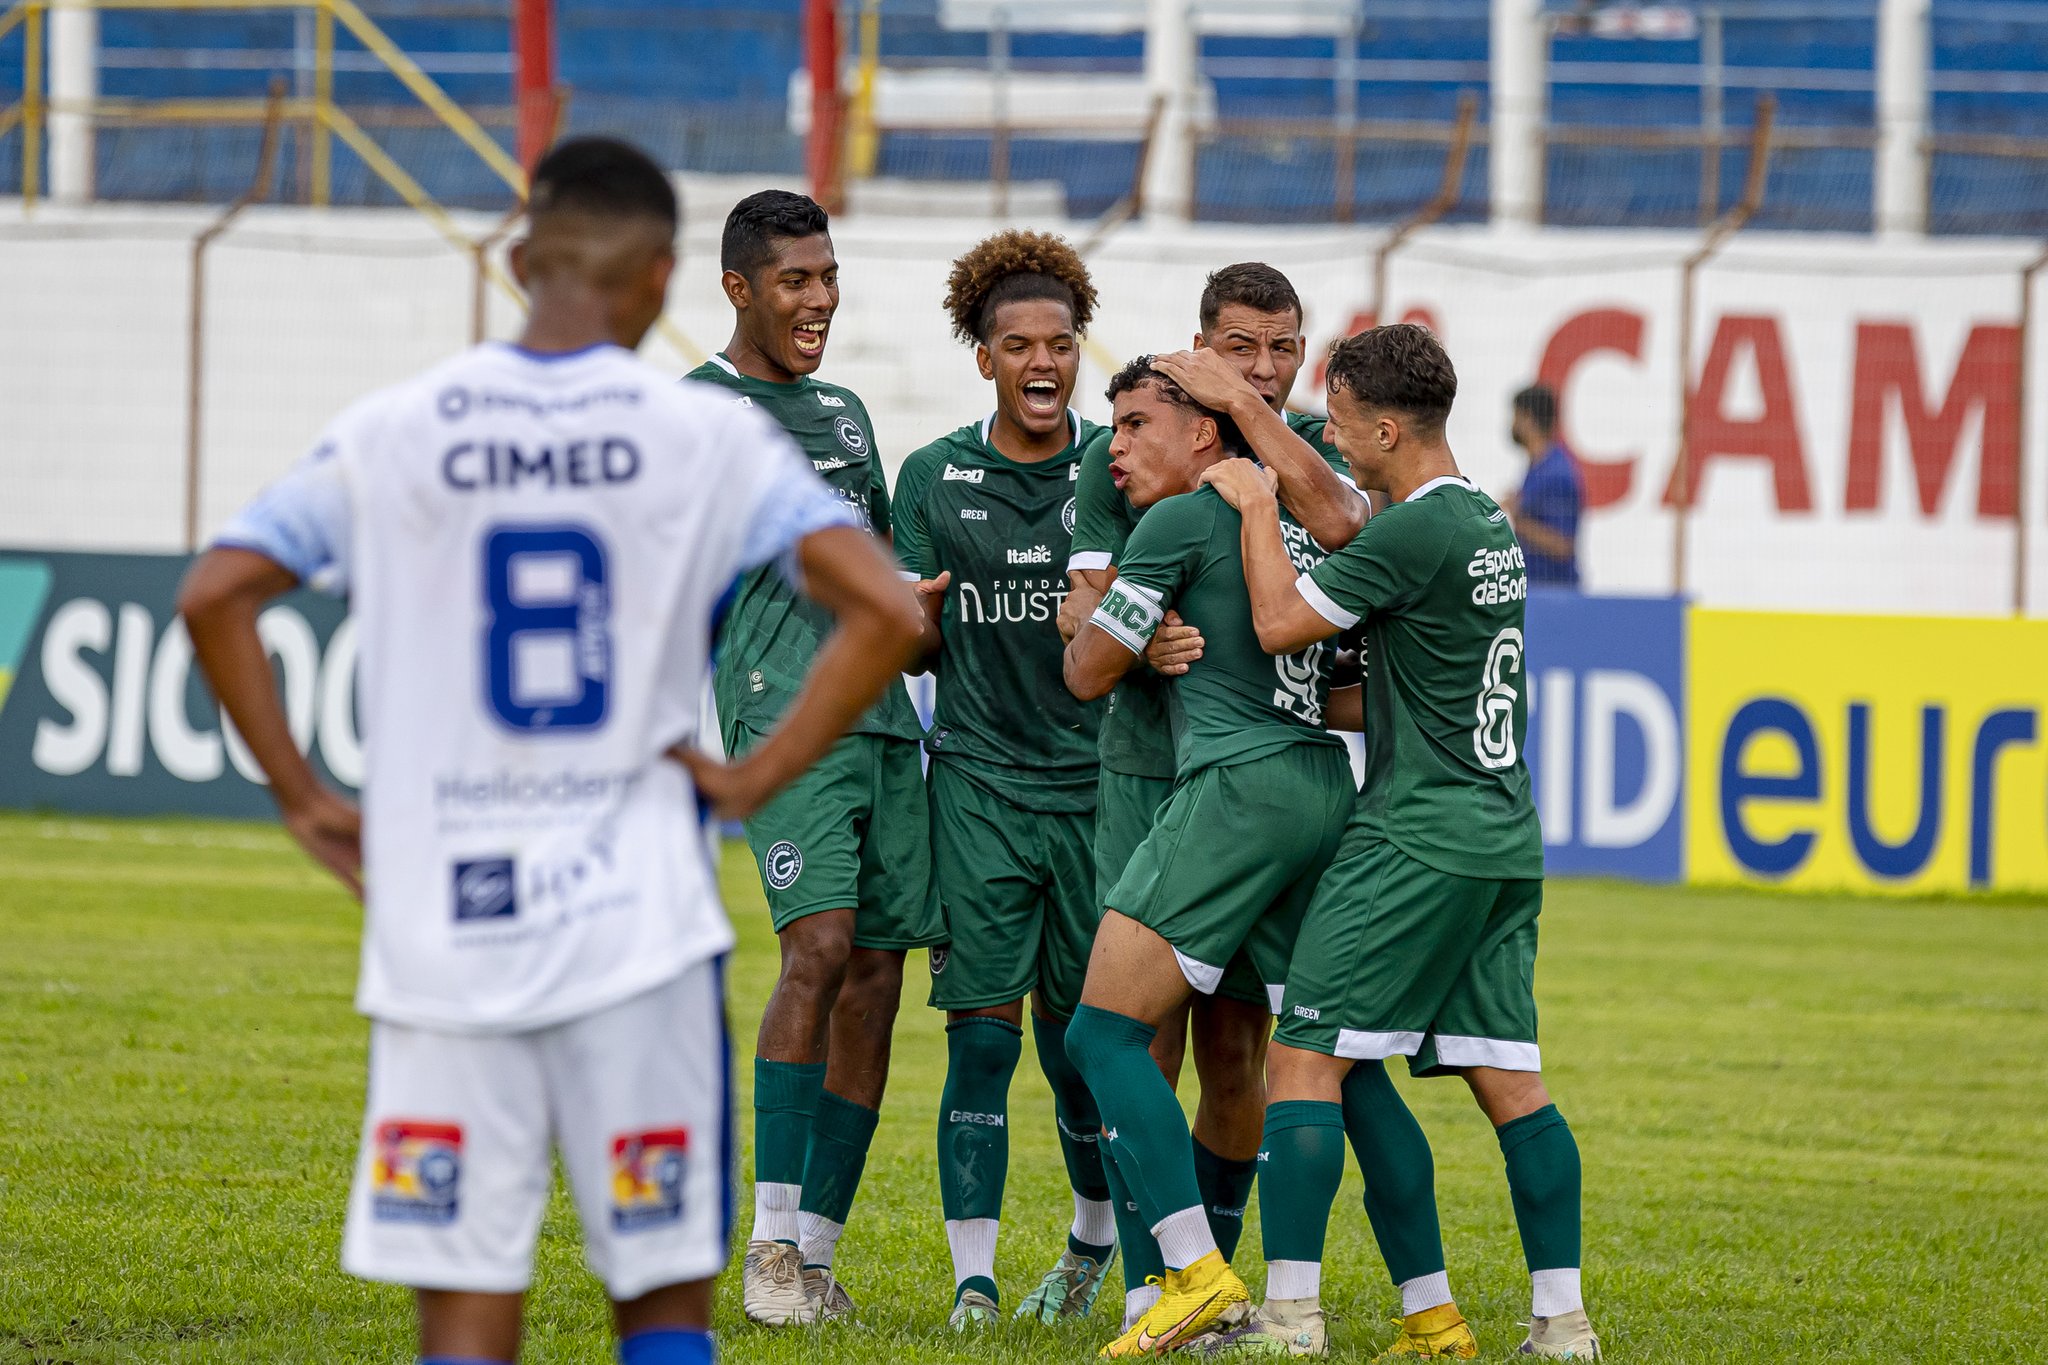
888, 231, 1124, 1329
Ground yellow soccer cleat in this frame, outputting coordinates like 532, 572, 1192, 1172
1373, 1303, 1479, 1360
1099, 1250, 1251, 1357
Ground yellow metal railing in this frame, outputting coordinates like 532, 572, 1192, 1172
2, 0, 524, 211
0, 0, 705, 363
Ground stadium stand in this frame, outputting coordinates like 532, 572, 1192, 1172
0, 0, 2043, 226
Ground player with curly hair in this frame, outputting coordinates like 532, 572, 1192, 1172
891, 230, 1126, 1331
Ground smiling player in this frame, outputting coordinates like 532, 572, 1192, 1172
687, 190, 945, 1327
892, 230, 1119, 1330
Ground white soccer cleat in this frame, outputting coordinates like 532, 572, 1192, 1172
742, 1239, 817, 1326
1515, 1309, 1601, 1359
803, 1265, 857, 1321
949, 1287, 1000, 1332
1188, 1297, 1328, 1357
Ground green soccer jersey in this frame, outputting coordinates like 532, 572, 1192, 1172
894, 413, 1105, 813
1303, 475, 1544, 880
1069, 411, 1351, 781
1091, 485, 1348, 778
688, 355, 923, 742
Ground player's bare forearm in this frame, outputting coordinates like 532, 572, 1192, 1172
694, 527, 923, 817
179, 548, 323, 809
1326, 684, 1363, 732
1226, 391, 1367, 550
1064, 623, 1138, 702
182, 548, 364, 896
1061, 567, 1112, 644
906, 569, 950, 673
1237, 495, 1340, 655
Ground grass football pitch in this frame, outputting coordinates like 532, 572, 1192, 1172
2, 813, 2044, 1363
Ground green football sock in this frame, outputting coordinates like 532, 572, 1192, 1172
796, 1090, 879, 1266
752, 1058, 824, 1243
1031, 1013, 1116, 1259
1193, 1139, 1257, 1262
1102, 1134, 1163, 1292
1342, 1060, 1447, 1285
1066, 1006, 1205, 1237
1498, 1104, 1582, 1272
1258, 1100, 1346, 1266
937, 1017, 1022, 1223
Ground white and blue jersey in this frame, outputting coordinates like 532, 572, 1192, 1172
219, 340, 853, 1033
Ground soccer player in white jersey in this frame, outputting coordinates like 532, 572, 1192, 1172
178, 138, 924, 1365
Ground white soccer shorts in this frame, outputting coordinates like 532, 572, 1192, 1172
341, 958, 732, 1300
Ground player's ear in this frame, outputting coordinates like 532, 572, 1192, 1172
976, 343, 995, 383
720, 268, 751, 311
509, 238, 532, 291
1192, 331, 1206, 351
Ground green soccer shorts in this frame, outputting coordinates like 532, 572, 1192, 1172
728, 725, 943, 950
926, 758, 1098, 1019
1275, 831, 1544, 1076
1107, 743, 1354, 1011
1095, 766, 1270, 1009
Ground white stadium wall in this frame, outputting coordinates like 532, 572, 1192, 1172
2, 194, 2043, 617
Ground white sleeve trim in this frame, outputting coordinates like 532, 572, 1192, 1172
1296, 573, 1359, 629
1066, 550, 1112, 574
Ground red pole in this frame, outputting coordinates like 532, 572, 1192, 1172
806, 0, 843, 211
514, 0, 557, 173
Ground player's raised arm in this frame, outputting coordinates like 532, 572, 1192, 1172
683, 522, 923, 821
1152, 347, 1367, 551
1199, 457, 1339, 655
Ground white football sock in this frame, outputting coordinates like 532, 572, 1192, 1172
1151, 1205, 1219, 1271
1531, 1267, 1583, 1318
752, 1180, 800, 1245
1266, 1259, 1321, 1301
1124, 1283, 1162, 1328
945, 1217, 999, 1290
1400, 1270, 1453, 1315
1071, 1194, 1117, 1250
797, 1210, 846, 1269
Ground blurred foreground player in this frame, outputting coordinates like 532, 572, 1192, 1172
689, 190, 944, 1326
1199, 325, 1598, 1359
179, 138, 923, 1365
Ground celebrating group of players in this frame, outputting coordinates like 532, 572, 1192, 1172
180, 137, 1598, 1365
705, 184, 1601, 1361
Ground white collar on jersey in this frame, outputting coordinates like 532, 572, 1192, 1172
1404, 474, 1477, 503
981, 408, 1081, 449
707, 352, 741, 377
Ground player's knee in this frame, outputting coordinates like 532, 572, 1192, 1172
776, 913, 856, 994
1465, 1067, 1551, 1127
838, 950, 905, 1022
1064, 1003, 1154, 1085
1191, 1016, 1267, 1094
946, 1015, 1024, 1082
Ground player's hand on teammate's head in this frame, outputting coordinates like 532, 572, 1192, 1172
1152, 348, 1258, 410
280, 786, 364, 899
1198, 457, 1278, 510
1145, 609, 1205, 676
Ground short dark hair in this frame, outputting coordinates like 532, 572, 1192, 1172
1198, 262, 1303, 334
721, 189, 830, 281
1513, 383, 1558, 436
1105, 355, 1247, 456
1326, 324, 1457, 433
529, 137, 678, 228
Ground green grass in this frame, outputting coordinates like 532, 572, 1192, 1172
1, 813, 2045, 1363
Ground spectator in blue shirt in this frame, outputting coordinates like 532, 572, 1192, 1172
1507, 383, 1584, 588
